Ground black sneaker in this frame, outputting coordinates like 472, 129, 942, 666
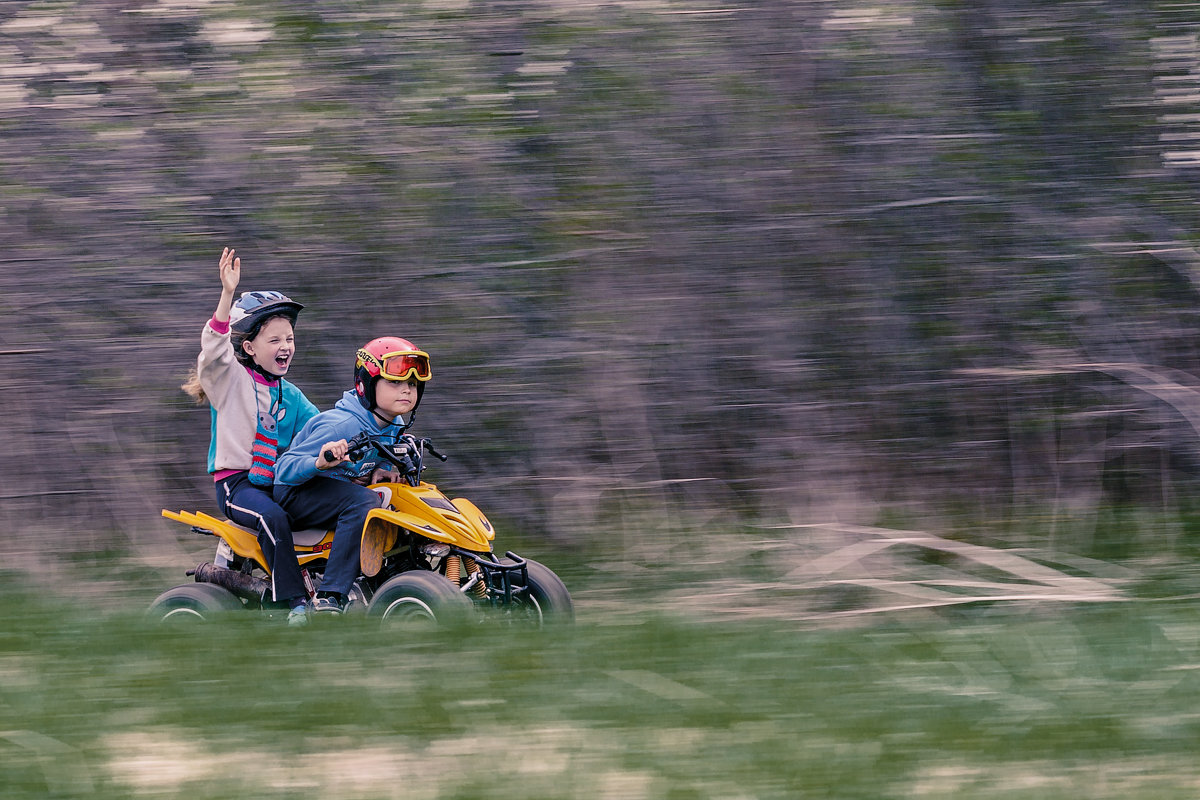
311, 594, 344, 615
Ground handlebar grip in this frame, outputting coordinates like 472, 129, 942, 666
423, 439, 449, 461
324, 440, 367, 463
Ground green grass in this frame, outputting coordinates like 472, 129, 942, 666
3, 577, 1200, 798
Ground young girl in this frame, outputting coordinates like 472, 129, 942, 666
182, 247, 319, 626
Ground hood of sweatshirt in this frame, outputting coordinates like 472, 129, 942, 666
332, 389, 405, 431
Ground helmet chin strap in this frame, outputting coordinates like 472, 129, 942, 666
239, 340, 280, 381
239, 354, 281, 383
371, 406, 413, 432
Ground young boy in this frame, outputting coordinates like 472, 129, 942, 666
273, 336, 432, 614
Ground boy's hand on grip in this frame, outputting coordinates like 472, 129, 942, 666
317, 439, 349, 470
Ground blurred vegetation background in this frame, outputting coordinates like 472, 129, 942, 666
5, 0, 1200, 599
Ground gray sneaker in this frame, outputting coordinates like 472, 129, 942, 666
311, 595, 344, 615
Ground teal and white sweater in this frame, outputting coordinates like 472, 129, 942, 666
197, 317, 319, 479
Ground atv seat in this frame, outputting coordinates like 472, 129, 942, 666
222, 518, 328, 547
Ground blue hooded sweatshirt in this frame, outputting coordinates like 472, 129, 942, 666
274, 390, 406, 487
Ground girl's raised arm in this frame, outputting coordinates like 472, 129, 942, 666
213, 247, 241, 323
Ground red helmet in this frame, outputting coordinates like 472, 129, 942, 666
354, 336, 431, 411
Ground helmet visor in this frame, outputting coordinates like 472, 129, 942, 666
379, 351, 431, 382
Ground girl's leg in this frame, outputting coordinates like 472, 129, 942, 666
217, 474, 307, 604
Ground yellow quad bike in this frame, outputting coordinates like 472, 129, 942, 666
151, 432, 573, 628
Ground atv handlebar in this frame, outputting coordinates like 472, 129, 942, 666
322, 432, 448, 486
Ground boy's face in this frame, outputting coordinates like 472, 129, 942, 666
374, 377, 420, 420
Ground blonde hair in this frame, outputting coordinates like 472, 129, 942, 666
181, 367, 208, 405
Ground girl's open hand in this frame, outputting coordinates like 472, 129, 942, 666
219, 247, 240, 294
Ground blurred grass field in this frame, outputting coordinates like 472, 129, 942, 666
4, 570, 1200, 800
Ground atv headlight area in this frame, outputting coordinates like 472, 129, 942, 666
421, 543, 451, 559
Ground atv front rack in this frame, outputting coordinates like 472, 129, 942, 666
452, 548, 530, 607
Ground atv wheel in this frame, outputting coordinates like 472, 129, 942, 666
503, 558, 574, 627
367, 571, 474, 630
147, 583, 244, 623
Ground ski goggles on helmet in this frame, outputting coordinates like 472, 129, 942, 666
366, 350, 432, 382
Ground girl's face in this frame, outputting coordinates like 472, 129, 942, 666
374, 377, 420, 420
241, 316, 295, 377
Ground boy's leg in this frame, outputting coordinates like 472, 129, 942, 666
217, 474, 307, 604
275, 478, 381, 598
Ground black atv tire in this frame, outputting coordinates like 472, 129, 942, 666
366, 571, 474, 629
147, 583, 244, 623
503, 557, 574, 627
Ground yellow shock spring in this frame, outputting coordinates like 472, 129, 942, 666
462, 557, 487, 597
445, 555, 462, 584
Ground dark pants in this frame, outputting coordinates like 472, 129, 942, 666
274, 477, 379, 597
215, 472, 306, 605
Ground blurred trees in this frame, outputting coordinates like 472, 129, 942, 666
3, 1, 1200, 574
